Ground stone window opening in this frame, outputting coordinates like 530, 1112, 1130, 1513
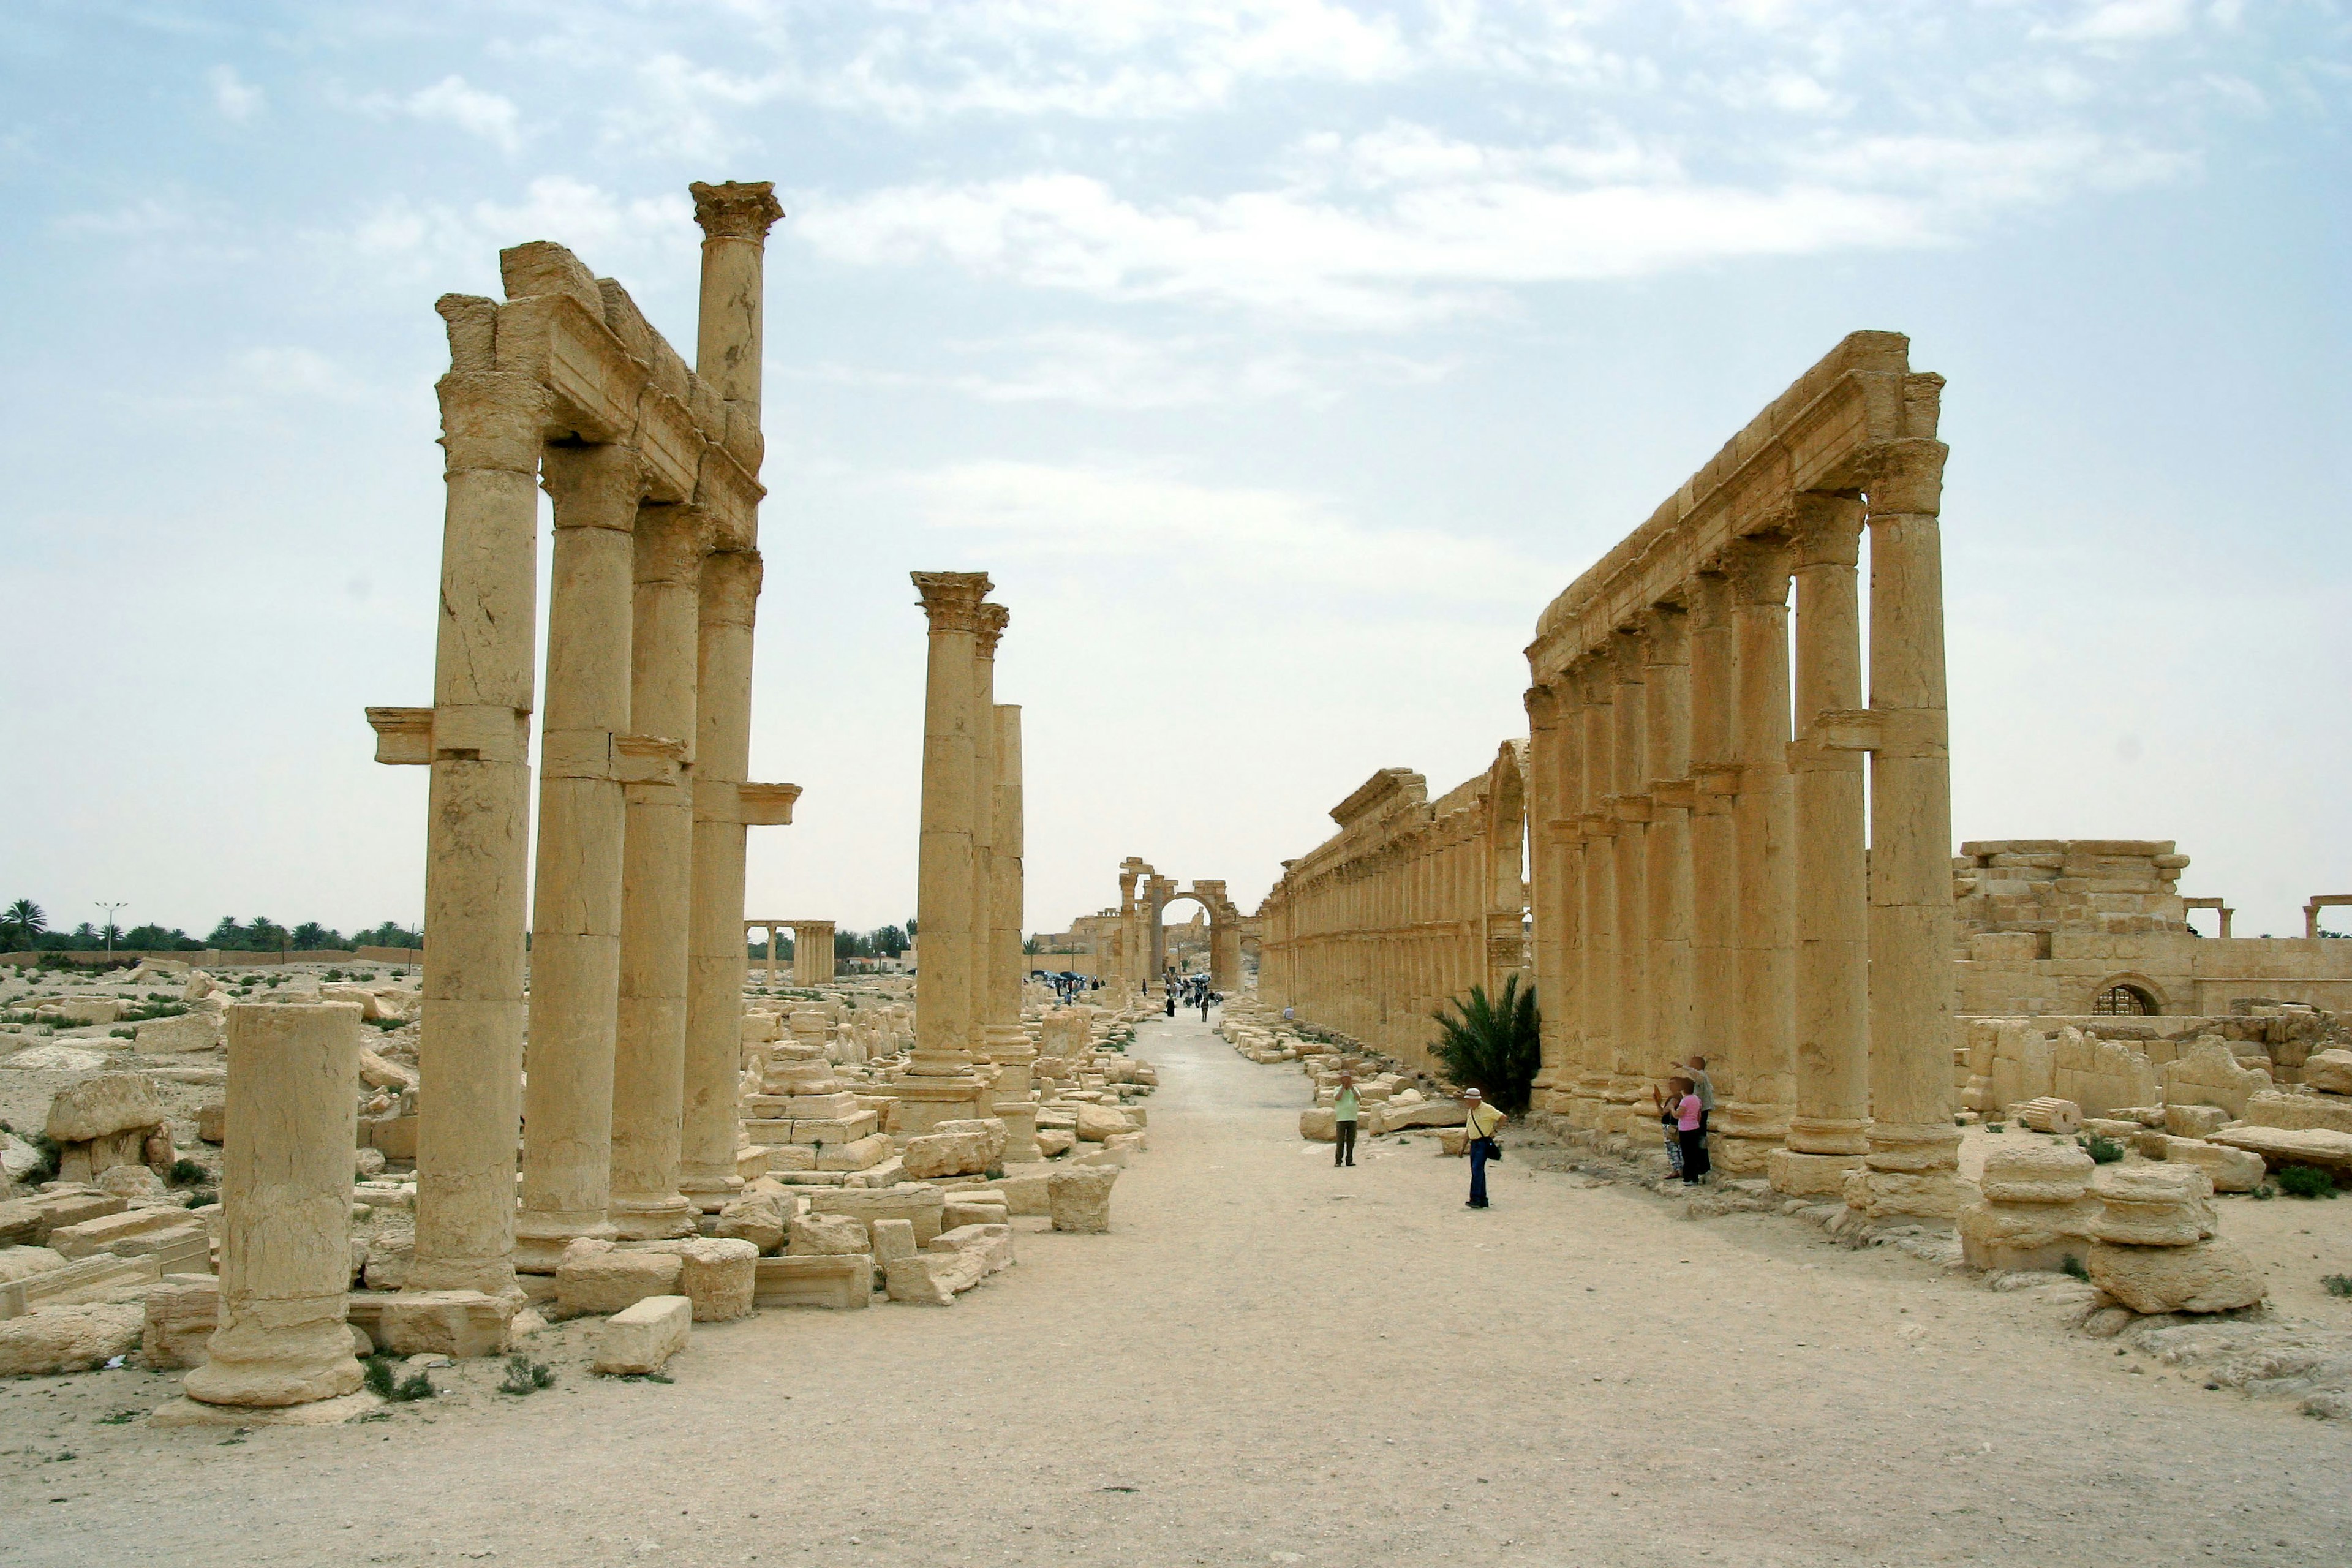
2092, 983, 2158, 1016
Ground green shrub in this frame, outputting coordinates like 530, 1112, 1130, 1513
2322, 1274, 2352, 1298
1429, 975, 1542, 1116
110, 1027, 136, 1040
1986, 1123, 2005, 1134
2084, 1134, 2126, 1165
2277, 1165, 2338, 1199
2253, 1183, 2276, 1200
498, 1355, 556, 1395
167, 1158, 208, 1187
26, 1133, 59, 1184
362, 1357, 395, 1398
2060, 1254, 2090, 1281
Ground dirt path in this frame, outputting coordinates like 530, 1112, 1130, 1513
6, 1014, 2349, 1567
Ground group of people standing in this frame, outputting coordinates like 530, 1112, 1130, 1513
1654, 1054, 1714, 1184
1163, 973, 1218, 1019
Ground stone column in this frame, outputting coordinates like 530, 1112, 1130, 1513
1573, 662, 1616, 1129
1773, 494, 1872, 1197
514, 443, 646, 1270
1607, 626, 1650, 1131
1687, 571, 1739, 1114
1852, 436, 1967, 1218
1643, 603, 1695, 1086
606, 503, 704, 1241
184, 1003, 364, 1408
1523, 685, 1567, 1109
680, 547, 760, 1211
1721, 537, 1796, 1174
971, 605, 1010, 1057
689, 181, 784, 423
990, 703, 1041, 1162
908, 571, 991, 1102
408, 298, 547, 1299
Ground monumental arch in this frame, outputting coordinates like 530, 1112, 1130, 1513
1098, 862, 1245, 993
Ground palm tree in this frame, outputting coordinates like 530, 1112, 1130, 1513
1429, 974, 1542, 1115
2, 899, 43, 951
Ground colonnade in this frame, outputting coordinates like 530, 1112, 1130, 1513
1521, 331, 1964, 1218
907, 573, 1036, 1157
364, 180, 799, 1292
744, 919, 835, 987
1257, 745, 1530, 1068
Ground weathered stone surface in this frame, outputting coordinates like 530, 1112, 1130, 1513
356, 1046, 417, 1091
140, 1277, 220, 1369
751, 1253, 872, 1310
714, 1193, 789, 1254
639, 1238, 757, 1322
2163, 1103, 2231, 1138
1978, 1142, 2095, 1204
902, 1129, 992, 1180
810, 1184, 946, 1246
0, 1245, 67, 1284
2302, 1050, 2352, 1096
869, 1218, 915, 1264
45, 1074, 166, 1144
348, 1290, 514, 1359
941, 1197, 1008, 1231
884, 1247, 986, 1306
2207, 1123, 2352, 1175
927, 1222, 1013, 1278
135, 1012, 222, 1054
2013, 1097, 2081, 1136
1372, 1099, 1468, 1133
2241, 1090, 2352, 1136
1049, 1164, 1118, 1234
787, 1213, 870, 1256
1300, 1107, 1336, 1142
48, 1207, 190, 1261
2089, 1165, 2215, 1246
592, 1295, 690, 1374
2162, 1038, 2271, 1118
930, 1117, 1009, 1167
554, 1243, 684, 1318
1839, 1167, 1976, 1221
0, 1302, 144, 1376
1958, 1198, 2097, 1273
1075, 1104, 1131, 1143
2088, 1238, 2266, 1314
2149, 1135, 2267, 1193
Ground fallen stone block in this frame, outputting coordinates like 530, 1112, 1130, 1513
927, 1222, 1014, 1278
2209, 1124, 2352, 1178
941, 1197, 1009, 1232
554, 1244, 684, 1319
870, 1218, 915, 1265
0, 1300, 146, 1375
987, 1169, 1050, 1218
2163, 1103, 2232, 1138
2240, 1090, 2352, 1136
2148, 1135, 2268, 1193
1958, 1198, 2097, 1275
1049, 1164, 1118, 1234
2303, 1049, 2352, 1096
2088, 1238, 2266, 1314
788, 1213, 871, 1256
346, 1290, 515, 1359
134, 1012, 221, 1054
812, 1132, 894, 1172
930, 1117, 1009, 1167
0, 1245, 67, 1285
751, 1253, 872, 1310
1074, 1104, 1131, 1143
1035, 1129, 1077, 1158
592, 1295, 690, 1374
0, 1253, 161, 1320
902, 1129, 993, 1180
46, 1073, 166, 1144
884, 1247, 986, 1306
47, 1207, 195, 1262
810, 1184, 946, 1246
140, 1277, 221, 1370
714, 1192, 789, 1254
638, 1238, 758, 1322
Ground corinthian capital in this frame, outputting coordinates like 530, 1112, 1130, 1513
1866, 437, 1948, 518
975, 601, 1010, 659
1787, 491, 1864, 570
912, 570, 993, 634
1723, 534, 1795, 607
690, 180, 785, 243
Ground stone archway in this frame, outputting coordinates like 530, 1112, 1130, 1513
1115, 860, 1244, 993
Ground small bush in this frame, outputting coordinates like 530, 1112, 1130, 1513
184, 1187, 216, 1208
2322, 1274, 2352, 1298
96, 1410, 138, 1425
362, 1357, 395, 1398
26, 1133, 60, 1183
498, 1355, 556, 1395
2277, 1165, 2338, 1199
110, 1027, 136, 1040
2084, 1134, 2126, 1165
167, 1158, 208, 1187
368, 1016, 404, 1031
2060, 1255, 2090, 1281
1986, 1123, 2006, 1134
323, 970, 344, 982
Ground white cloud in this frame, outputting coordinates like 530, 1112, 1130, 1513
209, 65, 263, 123
325, 177, 694, 289
402, 75, 525, 153
2038, 0, 2196, 45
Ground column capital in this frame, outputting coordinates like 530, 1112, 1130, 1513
1723, 533, 1794, 607
1788, 491, 1864, 569
911, 570, 993, 633
975, 601, 1009, 660
699, 548, 763, 627
1524, 682, 1560, 729
1608, 624, 1648, 680
541, 442, 650, 530
1865, 437, 1948, 517
635, 502, 715, 584
1642, 600, 1691, 665
1687, 569, 1733, 632
436, 371, 551, 475
690, 180, 785, 244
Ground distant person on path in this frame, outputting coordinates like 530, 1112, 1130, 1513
1332, 1072, 1360, 1168
1671, 1076, 1710, 1184
1464, 1089, 1504, 1209
1164, 988, 1176, 1017
1197, 987, 1211, 1021
1685, 1055, 1715, 1134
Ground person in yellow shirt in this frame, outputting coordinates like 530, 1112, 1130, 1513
1463, 1088, 1505, 1208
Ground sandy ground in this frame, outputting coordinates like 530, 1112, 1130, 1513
6, 1012, 2351, 1568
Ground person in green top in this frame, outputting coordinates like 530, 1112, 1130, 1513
1332, 1071, 1360, 1167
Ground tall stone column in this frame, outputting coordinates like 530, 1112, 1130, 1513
409, 298, 547, 1299
1773, 494, 1872, 1197
991, 703, 1041, 1162
1721, 536, 1797, 1174
680, 548, 761, 1210
908, 571, 991, 1116
183, 1003, 364, 1409
606, 503, 704, 1240
1643, 603, 1695, 1086
1523, 687, 1569, 1109
1851, 435, 1967, 1218
689, 180, 784, 426
1607, 626, 1650, 1130
1687, 571, 1738, 1111
1573, 662, 1616, 1129
971, 605, 1008, 1056
515, 442, 646, 1270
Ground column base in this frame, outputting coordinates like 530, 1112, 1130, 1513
678, 1167, 744, 1213
404, 1256, 522, 1302
513, 1212, 620, 1273
1710, 1134, 1782, 1177
181, 1317, 363, 1409
154, 1391, 381, 1428
894, 1078, 990, 1138
1767, 1148, 1865, 1196
1865, 1119, 1965, 1172
1842, 1166, 1975, 1223
608, 1194, 700, 1241
1785, 1116, 1871, 1156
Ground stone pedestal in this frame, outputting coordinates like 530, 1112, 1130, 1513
183, 1004, 364, 1409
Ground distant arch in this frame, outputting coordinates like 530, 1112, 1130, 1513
2090, 973, 2166, 1016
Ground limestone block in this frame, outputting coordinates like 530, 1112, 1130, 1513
810, 1185, 946, 1246
1839, 1167, 1977, 1221
1958, 1198, 2098, 1274
714, 1193, 789, 1254
47, 998, 122, 1025
1049, 1164, 1118, 1234
751, 1254, 872, 1310
932, 1117, 1009, 1166
554, 1245, 684, 1318
2087, 1239, 2266, 1314
2208, 1124, 2352, 1177
987, 1169, 1051, 1217
48, 1207, 195, 1261
1299, 1108, 1337, 1142
347, 1290, 514, 1359
812, 1133, 894, 1172
926, 1221, 1014, 1277
901, 1130, 992, 1180
0, 1245, 66, 1285
96, 1163, 170, 1202
140, 1277, 219, 1369
2162, 1038, 2271, 1118
638, 1238, 757, 1322
2149, 1136, 2267, 1193
1106, 1130, 1149, 1154
941, 1197, 1009, 1231
361, 1232, 412, 1292
2160, 1103, 2230, 1137
355, 1046, 417, 1091
592, 1295, 691, 1374
2303, 1050, 2352, 1096
2241, 1090, 2352, 1136
869, 1218, 916, 1264
2089, 1166, 2215, 1246
0, 1253, 159, 1319
1075, 1104, 1131, 1143
0, 1302, 145, 1376
45, 1073, 166, 1144
1376, 1099, 1469, 1133
884, 1248, 986, 1306
1977, 1143, 2095, 1204
2014, 1098, 2082, 1136
135, 1012, 222, 1054
788, 1213, 871, 1256
1036, 1129, 1076, 1158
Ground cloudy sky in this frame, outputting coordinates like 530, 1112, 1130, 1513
3, 0, 2347, 946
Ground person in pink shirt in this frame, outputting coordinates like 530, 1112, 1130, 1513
1669, 1074, 1710, 1184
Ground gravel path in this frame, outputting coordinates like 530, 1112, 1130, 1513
5, 1012, 2348, 1567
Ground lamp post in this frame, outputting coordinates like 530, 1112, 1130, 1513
96, 902, 126, 957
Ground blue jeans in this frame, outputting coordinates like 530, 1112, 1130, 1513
1468, 1137, 1490, 1207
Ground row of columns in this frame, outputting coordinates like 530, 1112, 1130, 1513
379, 181, 794, 1295
1523, 437, 1963, 1216
746, 919, 836, 987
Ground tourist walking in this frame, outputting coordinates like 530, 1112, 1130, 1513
1670, 1075, 1710, 1183
1197, 987, 1211, 1021
1332, 1072, 1360, 1168
1463, 1088, 1504, 1208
